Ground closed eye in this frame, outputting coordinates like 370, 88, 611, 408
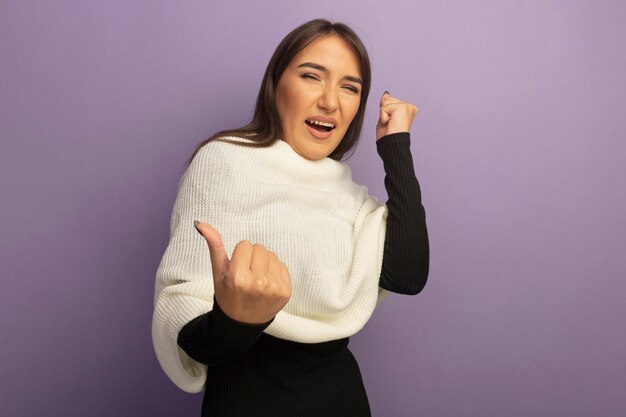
301, 74, 360, 94
301, 73, 320, 81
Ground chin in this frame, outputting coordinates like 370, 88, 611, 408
302, 150, 326, 161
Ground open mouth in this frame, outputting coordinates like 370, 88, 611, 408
305, 119, 335, 132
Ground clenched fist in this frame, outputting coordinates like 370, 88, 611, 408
376, 91, 419, 141
194, 221, 292, 325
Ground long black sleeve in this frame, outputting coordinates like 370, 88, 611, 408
177, 295, 273, 366
376, 132, 430, 295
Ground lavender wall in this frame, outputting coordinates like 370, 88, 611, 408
2, 1, 625, 416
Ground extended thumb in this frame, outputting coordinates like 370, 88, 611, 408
194, 220, 229, 279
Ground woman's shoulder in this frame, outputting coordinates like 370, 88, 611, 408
191, 134, 274, 176
196, 135, 251, 158
186, 137, 244, 180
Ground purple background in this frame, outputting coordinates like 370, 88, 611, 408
2, 1, 625, 416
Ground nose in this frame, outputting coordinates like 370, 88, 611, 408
317, 85, 338, 113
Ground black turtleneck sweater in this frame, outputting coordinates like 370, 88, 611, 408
177, 132, 429, 417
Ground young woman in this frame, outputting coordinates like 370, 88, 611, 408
152, 18, 429, 417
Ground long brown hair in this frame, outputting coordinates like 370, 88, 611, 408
184, 18, 372, 169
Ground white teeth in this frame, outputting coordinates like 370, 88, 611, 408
306, 119, 335, 129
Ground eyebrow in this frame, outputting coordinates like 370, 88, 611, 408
296, 62, 363, 85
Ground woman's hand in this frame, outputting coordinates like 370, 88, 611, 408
376, 91, 419, 141
194, 221, 292, 325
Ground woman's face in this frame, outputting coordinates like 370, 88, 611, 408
275, 35, 362, 161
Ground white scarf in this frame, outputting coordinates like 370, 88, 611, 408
152, 136, 390, 392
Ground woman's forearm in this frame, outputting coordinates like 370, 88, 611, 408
177, 295, 273, 367
376, 132, 430, 295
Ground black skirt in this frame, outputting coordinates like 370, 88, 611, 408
201, 333, 372, 417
